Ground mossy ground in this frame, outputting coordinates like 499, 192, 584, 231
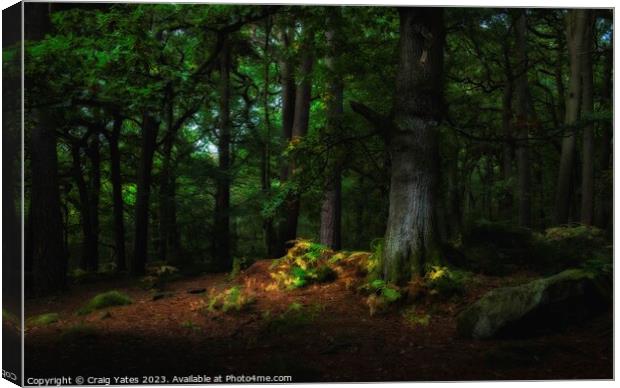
76, 290, 133, 316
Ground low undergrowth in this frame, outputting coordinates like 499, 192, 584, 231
27, 313, 60, 327
76, 290, 133, 316
205, 286, 255, 313
268, 240, 338, 289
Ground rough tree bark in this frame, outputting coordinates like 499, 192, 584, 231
132, 113, 159, 275
555, 10, 589, 225
382, 8, 445, 283
580, 13, 595, 225
213, 41, 232, 271
319, 9, 343, 250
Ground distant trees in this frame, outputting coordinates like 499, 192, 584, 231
21, 5, 612, 293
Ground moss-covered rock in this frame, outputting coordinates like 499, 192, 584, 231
76, 290, 133, 316
457, 268, 611, 339
26, 313, 59, 326
539, 225, 612, 271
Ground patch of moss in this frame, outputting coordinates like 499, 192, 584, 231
76, 290, 133, 316
27, 313, 59, 327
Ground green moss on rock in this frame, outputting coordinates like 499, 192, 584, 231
76, 290, 133, 316
457, 268, 611, 339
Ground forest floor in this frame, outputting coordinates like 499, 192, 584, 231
23, 257, 612, 382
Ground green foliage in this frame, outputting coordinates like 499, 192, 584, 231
269, 240, 338, 289
76, 291, 133, 316
424, 266, 468, 297
366, 238, 383, 278
206, 286, 255, 313
26, 313, 60, 327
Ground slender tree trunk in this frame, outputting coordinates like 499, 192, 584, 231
555, 10, 589, 224
213, 42, 232, 271
319, 10, 343, 250
500, 44, 514, 221
26, 2, 67, 294
108, 117, 126, 271
159, 90, 181, 263
132, 113, 159, 276
594, 35, 612, 229
279, 24, 314, 250
261, 17, 277, 257
514, 10, 532, 227
580, 13, 595, 225
274, 23, 296, 257
382, 8, 444, 284
87, 134, 101, 271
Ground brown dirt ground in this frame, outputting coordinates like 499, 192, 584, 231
23, 260, 612, 383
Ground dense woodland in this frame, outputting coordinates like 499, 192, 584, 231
7, 5, 612, 295
3, 4, 614, 381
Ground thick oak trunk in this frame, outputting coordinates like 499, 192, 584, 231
382, 8, 444, 284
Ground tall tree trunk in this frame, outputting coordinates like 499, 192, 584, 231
71, 143, 94, 271
555, 10, 589, 225
580, 13, 595, 225
132, 113, 159, 275
279, 24, 314, 251
26, 3, 67, 294
319, 9, 343, 250
87, 134, 101, 271
159, 90, 182, 263
273, 24, 296, 257
514, 10, 532, 227
382, 8, 444, 284
594, 34, 612, 229
108, 117, 126, 271
261, 17, 277, 257
213, 42, 232, 271
500, 40, 514, 221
